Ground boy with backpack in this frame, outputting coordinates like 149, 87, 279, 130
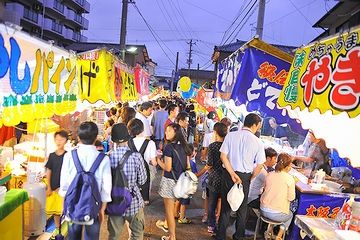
59, 122, 112, 240
127, 118, 157, 205
107, 123, 147, 240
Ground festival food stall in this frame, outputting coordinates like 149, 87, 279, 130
277, 26, 360, 239
214, 36, 360, 238
0, 21, 152, 238
76, 48, 146, 134
214, 37, 307, 147
0, 22, 77, 239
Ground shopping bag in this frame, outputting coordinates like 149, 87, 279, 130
173, 170, 198, 199
227, 183, 244, 211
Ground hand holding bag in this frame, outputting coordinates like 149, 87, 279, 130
171, 144, 198, 199
227, 183, 244, 211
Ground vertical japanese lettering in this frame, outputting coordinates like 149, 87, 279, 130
9, 37, 31, 95
30, 49, 42, 94
0, 34, 9, 78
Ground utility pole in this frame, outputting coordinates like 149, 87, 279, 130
170, 52, 179, 93
197, 63, 200, 84
187, 39, 196, 75
256, 0, 266, 39
120, 0, 129, 60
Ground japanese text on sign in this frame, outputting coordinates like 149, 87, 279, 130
279, 28, 360, 117
306, 204, 340, 219
301, 46, 360, 110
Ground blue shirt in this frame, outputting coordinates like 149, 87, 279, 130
109, 146, 147, 216
220, 128, 266, 173
151, 110, 169, 140
273, 126, 288, 138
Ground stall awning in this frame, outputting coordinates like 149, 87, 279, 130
216, 38, 306, 136
278, 26, 360, 167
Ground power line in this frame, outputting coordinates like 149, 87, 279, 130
164, 0, 191, 40
89, 27, 224, 33
288, 0, 320, 33
183, 0, 232, 23
173, 0, 196, 39
220, 0, 250, 45
132, 3, 176, 66
264, 0, 318, 27
155, 0, 185, 40
222, 0, 258, 45
172, 0, 214, 62
230, 2, 258, 43
200, 60, 213, 70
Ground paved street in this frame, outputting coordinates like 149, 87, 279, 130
99, 162, 260, 240
100, 167, 215, 240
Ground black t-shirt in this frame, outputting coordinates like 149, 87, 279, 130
45, 151, 66, 191
163, 143, 187, 180
207, 141, 223, 193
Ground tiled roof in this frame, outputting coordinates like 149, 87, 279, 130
215, 39, 297, 55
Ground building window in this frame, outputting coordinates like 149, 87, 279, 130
74, 13, 82, 24
54, 0, 64, 14
24, 7, 39, 23
72, 31, 81, 41
75, 0, 85, 6
52, 21, 63, 34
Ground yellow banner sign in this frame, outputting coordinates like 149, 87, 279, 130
0, 24, 77, 127
77, 50, 116, 103
278, 27, 360, 118
117, 62, 138, 102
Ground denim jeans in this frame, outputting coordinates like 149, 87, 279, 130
68, 218, 100, 240
208, 189, 221, 228
108, 208, 145, 240
261, 208, 293, 229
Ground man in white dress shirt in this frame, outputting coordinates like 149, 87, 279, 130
135, 102, 153, 139
216, 113, 266, 240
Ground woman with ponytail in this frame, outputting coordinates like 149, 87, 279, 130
156, 123, 192, 240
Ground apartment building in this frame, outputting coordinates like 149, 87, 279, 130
1, 0, 89, 46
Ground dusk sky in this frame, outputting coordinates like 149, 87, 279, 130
85, 0, 337, 76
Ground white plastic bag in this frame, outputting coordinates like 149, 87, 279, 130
173, 171, 198, 199
227, 183, 244, 212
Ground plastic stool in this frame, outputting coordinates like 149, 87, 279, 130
254, 214, 286, 240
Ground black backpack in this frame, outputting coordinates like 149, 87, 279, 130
128, 138, 150, 199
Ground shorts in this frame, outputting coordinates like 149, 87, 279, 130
46, 191, 63, 215
179, 198, 190, 205
158, 176, 176, 199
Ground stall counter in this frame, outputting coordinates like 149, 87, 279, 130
295, 215, 360, 240
290, 180, 360, 240
0, 173, 11, 186
0, 189, 29, 240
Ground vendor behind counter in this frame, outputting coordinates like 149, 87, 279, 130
294, 131, 331, 177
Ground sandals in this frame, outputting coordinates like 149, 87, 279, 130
178, 217, 192, 224
201, 213, 208, 223
156, 220, 169, 233
161, 236, 176, 240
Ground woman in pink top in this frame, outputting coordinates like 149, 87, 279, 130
260, 153, 295, 239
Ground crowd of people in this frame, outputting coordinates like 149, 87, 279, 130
44, 97, 303, 240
